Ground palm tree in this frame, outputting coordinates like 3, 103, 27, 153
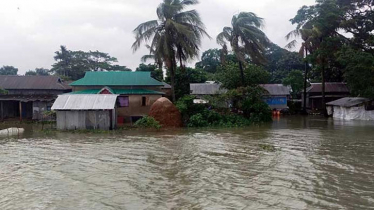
141, 45, 164, 70
286, 26, 320, 113
216, 12, 271, 86
132, 0, 209, 102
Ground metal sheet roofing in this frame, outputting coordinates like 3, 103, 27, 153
0, 76, 71, 90
52, 94, 118, 110
70, 71, 164, 86
190, 83, 227, 95
307, 83, 349, 93
326, 97, 370, 108
0, 95, 56, 102
68, 89, 165, 95
260, 84, 290, 96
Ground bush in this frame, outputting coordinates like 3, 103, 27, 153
188, 113, 209, 127
176, 95, 206, 125
134, 116, 162, 129
188, 109, 252, 128
242, 98, 272, 123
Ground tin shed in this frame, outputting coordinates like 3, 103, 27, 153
52, 94, 118, 130
326, 97, 374, 121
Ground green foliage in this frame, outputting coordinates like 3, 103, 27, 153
282, 70, 304, 96
0, 66, 18, 75
134, 116, 162, 129
176, 95, 206, 124
216, 12, 271, 66
25, 68, 50, 76
188, 113, 209, 127
187, 110, 253, 128
165, 67, 207, 100
0, 89, 8, 95
265, 44, 304, 83
195, 49, 238, 74
195, 49, 221, 73
242, 97, 272, 123
50, 46, 131, 80
178, 87, 272, 128
216, 62, 270, 89
338, 47, 374, 99
226, 86, 272, 122
136, 63, 163, 81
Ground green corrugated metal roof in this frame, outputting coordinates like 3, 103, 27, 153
68, 89, 165, 95
70, 71, 163, 86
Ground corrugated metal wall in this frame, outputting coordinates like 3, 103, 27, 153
56, 111, 112, 130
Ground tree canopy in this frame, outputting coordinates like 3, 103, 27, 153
50, 46, 131, 80
165, 67, 207, 100
136, 63, 163, 81
217, 12, 271, 86
0, 66, 18, 75
25, 68, 50, 76
216, 62, 270, 90
132, 0, 209, 101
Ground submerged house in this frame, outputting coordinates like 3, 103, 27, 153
303, 83, 350, 110
66, 71, 165, 125
52, 94, 118, 130
327, 97, 374, 121
0, 76, 71, 121
190, 82, 227, 104
260, 84, 291, 110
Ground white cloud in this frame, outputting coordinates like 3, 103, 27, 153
0, 0, 315, 74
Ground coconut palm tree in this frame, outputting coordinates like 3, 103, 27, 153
141, 45, 163, 70
132, 0, 209, 102
216, 12, 271, 86
286, 25, 321, 113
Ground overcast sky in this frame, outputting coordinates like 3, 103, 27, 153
0, 0, 315, 75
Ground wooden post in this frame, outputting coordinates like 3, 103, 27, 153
1, 101, 3, 121
19, 101, 22, 122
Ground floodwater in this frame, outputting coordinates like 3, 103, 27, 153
0, 117, 374, 210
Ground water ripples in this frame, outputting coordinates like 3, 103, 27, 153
0, 118, 374, 209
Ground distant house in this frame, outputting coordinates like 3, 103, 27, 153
52, 94, 118, 130
260, 84, 291, 110
327, 97, 374, 121
303, 83, 350, 110
0, 76, 71, 121
190, 82, 227, 104
67, 71, 165, 125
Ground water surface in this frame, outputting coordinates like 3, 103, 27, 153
0, 117, 374, 209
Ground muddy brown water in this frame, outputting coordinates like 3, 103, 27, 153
0, 116, 374, 210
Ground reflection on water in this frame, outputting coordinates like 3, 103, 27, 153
0, 117, 374, 209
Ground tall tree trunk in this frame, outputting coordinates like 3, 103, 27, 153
170, 58, 177, 102
238, 61, 245, 87
321, 61, 327, 117
303, 48, 309, 114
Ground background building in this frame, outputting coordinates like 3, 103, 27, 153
0, 75, 71, 121
302, 83, 350, 111
260, 84, 291, 110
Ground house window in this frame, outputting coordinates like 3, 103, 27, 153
118, 96, 129, 107
142, 96, 147, 106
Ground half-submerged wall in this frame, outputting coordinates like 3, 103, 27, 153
56, 110, 114, 130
